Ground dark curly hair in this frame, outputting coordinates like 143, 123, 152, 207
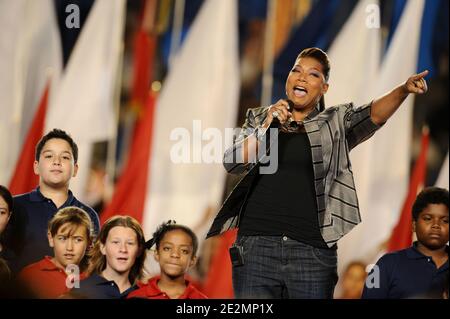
145, 220, 199, 256
412, 187, 449, 221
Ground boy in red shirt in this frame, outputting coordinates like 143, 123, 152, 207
128, 221, 207, 299
18, 206, 93, 298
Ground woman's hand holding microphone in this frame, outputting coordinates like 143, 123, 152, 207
263, 99, 293, 128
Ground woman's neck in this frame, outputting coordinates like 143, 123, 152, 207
291, 104, 317, 122
101, 267, 131, 293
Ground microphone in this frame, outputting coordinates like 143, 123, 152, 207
271, 99, 294, 127
286, 99, 294, 111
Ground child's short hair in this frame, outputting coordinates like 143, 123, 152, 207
48, 206, 94, 240
48, 207, 93, 272
88, 215, 146, 284
35, 129, 78, 163
412, 187, 449, 221
0, 185, 13, 213
148, 221, 199, 256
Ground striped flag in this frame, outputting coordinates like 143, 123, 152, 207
8, 84, 50, 194
435, 152, 449, 189
45, 0, 126, 199
335, 0, 425, 271
388, 128, 429, 251
100, 1, 158, 223
141, 0, 240, 277
0, 0, 61, 189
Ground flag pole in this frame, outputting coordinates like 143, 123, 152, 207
169, 0, 186, 67
261, 0, 277, 107
104, 7, 127, 204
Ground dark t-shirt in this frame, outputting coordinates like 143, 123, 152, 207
362, 243, 449, 299
239, 131, 328, 248
72, 274, 138, 299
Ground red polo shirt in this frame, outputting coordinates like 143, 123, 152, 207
127, 276, 208, 299
17, 256, 86, 299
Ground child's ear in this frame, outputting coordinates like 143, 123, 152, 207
322, 82, 329, 95
153, 250, 160, 262
189, 255, 197, 268
412, 220, 417, 233
100, 242, 106, 256
73, 162, 79, 178
48, 231, 55, 248
33, 160, 40, 176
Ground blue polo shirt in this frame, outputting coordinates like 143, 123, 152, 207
6, 187, 100, 272
362, 242, 449, 299
71, 274, 138, 299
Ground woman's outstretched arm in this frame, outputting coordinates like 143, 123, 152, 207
370, 70, 429, 125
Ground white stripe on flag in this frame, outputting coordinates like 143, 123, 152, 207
435, 152, 449, 189
0, 0, 61, 185
337, 0, 425, 274
46, 0, 126, 199
142, 0, 240, 274
327, 0, 380, 107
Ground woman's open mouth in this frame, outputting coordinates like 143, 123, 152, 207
294, 86, 307, 98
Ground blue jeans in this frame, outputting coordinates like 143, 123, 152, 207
232, 235, 338, 299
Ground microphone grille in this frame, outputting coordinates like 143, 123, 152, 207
286, 99, 294, 110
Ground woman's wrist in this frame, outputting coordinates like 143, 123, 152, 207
399, 82, 410, 97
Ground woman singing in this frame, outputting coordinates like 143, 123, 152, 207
206, 47, 429, 299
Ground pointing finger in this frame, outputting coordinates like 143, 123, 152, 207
412, 70, 429, 80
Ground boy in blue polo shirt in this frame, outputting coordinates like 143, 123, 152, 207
362, 187, 449, 299
6, 129, 100, 272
